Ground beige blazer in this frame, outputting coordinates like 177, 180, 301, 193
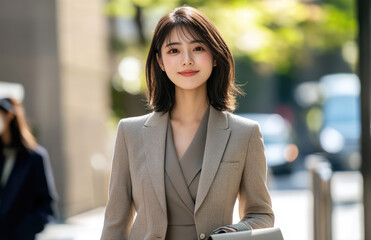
101, 107, 274, 240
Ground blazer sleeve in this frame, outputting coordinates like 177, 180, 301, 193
101, 120, 136, 240
221, 123, 274, 232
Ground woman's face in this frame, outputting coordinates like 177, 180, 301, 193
157, 27, 215, 93
0, 111, 13, 136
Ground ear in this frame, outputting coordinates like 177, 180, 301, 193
213, 59, 217, 67
156, 53, 165, 71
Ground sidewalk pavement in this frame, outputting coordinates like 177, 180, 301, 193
36, 171, 363, 240
36, 207, 105, 240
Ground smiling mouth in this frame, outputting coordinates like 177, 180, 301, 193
178, 70, 199, 77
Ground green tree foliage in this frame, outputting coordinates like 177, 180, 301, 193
105, 0, 356, 75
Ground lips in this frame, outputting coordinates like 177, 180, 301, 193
178, 70, 199, 77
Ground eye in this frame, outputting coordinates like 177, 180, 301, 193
168, 48, 179, 54
194, 46, 204, 51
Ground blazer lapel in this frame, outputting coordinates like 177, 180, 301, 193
195, 107, 231, 213
0, 151, 31, 217
142, 111, 168, 214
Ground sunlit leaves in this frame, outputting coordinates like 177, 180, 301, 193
105, 0, 136, 17
105, 0, 357, 76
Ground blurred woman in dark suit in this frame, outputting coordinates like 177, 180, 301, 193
0, 97, 58, 240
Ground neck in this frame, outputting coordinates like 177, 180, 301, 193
171, 85, 209, 123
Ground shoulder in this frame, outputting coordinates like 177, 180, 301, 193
26, 146, 43, 161
20, 146, 51, 173
225, 112, 263, 147
115, 112, 155, 140
33, 145, 49, 158
226, 112, 259, 131
27, 145, 50, 163
118, 112, 152, 129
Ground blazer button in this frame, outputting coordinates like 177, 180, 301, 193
200, 233, 206, 239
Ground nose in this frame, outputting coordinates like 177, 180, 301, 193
181, 51, 194, 66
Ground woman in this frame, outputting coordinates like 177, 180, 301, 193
101, 6, 274, 240
0, 97, 57, 240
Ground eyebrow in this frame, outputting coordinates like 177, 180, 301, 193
165, 40, 205, 48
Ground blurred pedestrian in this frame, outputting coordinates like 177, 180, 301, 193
0, 97, 57, 240
101, 6, 274, 240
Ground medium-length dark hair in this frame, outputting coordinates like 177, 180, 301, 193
0, 98, 37, 151
146, 6, 243, 112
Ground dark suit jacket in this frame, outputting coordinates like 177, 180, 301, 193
0, 146, 57, 240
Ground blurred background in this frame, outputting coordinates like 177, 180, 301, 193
0, 0, 367, 239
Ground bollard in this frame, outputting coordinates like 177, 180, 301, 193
306, 155, 333, 240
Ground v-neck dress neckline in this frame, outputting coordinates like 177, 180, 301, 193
164, 106, 209, 240
168, 106, 209, 186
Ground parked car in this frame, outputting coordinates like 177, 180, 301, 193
318, 73, 361, 170
239, 113, 299, 174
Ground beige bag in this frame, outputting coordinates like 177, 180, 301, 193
208, 227, 284, 240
